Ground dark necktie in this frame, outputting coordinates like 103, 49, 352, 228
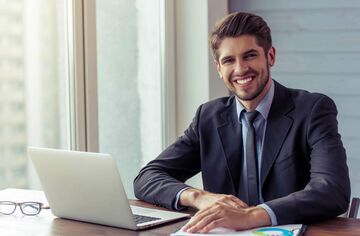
244, 111, 260, 206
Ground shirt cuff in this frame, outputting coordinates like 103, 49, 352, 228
173, 187, 191, 210
258, 203, 278, 226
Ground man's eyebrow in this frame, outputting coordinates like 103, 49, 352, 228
220, 55, 233, 63
219, 49, 260, 63
244, 49, 259, 55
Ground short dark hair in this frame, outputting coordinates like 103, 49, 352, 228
209, 12, 272, 61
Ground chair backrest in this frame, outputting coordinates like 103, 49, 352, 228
347, 197, 360, 218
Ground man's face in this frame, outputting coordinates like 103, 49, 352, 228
215, 35, 275, 104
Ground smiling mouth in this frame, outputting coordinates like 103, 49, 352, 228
233, 75, 255, 85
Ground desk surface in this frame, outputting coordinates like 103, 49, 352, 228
0, 189, 360, 236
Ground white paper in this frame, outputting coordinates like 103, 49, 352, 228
171, 224, 302, 236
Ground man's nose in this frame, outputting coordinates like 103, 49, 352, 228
234, 60, 249, 74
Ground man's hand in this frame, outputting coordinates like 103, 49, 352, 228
179, 188, 248, 210
182, 204, 271, 233
179, 188, 271, 233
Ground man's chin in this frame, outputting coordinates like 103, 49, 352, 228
235, 81, 269, 102
235, 92, 259, 101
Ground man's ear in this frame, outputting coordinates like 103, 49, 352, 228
215, 60, 222, 78
268, 47, 276, 67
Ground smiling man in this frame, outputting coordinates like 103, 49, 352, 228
134, 12, 350, 233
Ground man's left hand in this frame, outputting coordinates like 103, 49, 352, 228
182, 203, 271, 233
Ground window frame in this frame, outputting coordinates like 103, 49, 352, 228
70, 0, 99, 152
75, 0, 176, 152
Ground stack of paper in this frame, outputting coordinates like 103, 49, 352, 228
171, 224, 304, 236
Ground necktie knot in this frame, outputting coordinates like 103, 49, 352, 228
244, 111, 259, 126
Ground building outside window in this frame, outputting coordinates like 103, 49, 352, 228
0, 0, 70, 189
96, 0, 163, 198
1, 0, 167, 198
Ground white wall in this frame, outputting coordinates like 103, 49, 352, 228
174, 0, 228, 135
230, 0, 360, 212
174, 0, 228, 188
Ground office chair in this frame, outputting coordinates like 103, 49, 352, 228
347, 197, 360, 218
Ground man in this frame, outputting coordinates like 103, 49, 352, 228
134, 12, 350, 233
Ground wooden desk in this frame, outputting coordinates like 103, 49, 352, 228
304, 217, 360, 236
0, 199, 188, 236
0, 189, 360, 235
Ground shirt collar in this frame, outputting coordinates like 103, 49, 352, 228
236, 79, 274, 121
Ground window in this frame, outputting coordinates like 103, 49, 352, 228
1, 0, 170, 196
95, 0, 163, 197
0, 0, 71, 189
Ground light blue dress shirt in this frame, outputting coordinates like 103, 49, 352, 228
236, 80, 277, 225
174, 80, 277, 225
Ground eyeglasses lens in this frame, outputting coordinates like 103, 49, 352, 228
0, 202, 16, 215
20, 202, 41, 215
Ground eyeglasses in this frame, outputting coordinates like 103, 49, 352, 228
0, 201, 49, 216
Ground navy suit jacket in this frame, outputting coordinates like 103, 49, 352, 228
134, 80, 350, 224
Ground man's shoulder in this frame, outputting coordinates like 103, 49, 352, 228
200, 96, 235, 113
276, 81, 333, 105
202, 96, 233, 107
192, 96, 236, 124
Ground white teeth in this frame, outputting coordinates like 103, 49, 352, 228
236, 77, 252, 84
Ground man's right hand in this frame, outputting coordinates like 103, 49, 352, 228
179, 188, 248, 210
178, 188, 270, 233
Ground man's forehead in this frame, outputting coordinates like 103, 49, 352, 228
219, 35, 261, 50
217, 36, 262, 59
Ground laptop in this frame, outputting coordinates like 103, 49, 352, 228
28, 147, 190, 230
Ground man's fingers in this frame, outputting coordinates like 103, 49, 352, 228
183, 205, 219, 231
221, 195, 247, 209
231, 196, 248, 208
182, 209, 211, 231
186, 211, 219, 233
182, 194, 248, 233
199, 219, 224, 234
222, 195, 247, 207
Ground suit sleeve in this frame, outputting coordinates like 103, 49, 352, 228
266, 95, 350, 224
133, 105, 203, 209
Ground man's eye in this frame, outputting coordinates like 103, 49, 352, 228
245, 54, 256, 59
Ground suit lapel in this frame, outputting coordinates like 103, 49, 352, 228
217, 96, 242, 194
261, 81, 294, 186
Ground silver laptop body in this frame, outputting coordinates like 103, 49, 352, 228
28, 147, 189, 230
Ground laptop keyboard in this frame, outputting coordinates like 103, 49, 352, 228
133, 214, 161, 224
